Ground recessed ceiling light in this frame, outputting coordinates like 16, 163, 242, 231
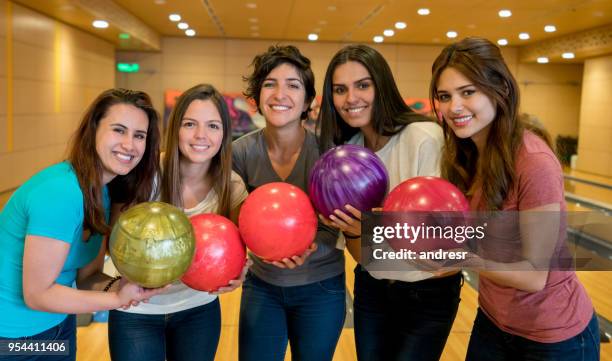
327, 5, 336, 11
92, 20, 109, 29
251, 32, 260, 37
432, 37, 440, 43
308, 33, 319, 41
498, 9, 512, 18
169, 14, 181, 22
373, 35, 384, 43
519, 32, 530, 40
497, 38, 508, 46
383, 29, 394, 37
417, 8, 430, 16
562, 52, 575, 59
154, 0, 166, 4
250, 25, 259, 31
537, 57, 549, 64
544, 25, 556, 32
394, 22, 406, 29
178, 22, 189, 30
319, 20, 327, 25
249, 17, 258, 23
246, 3, 257, 9
466, 24, 476, 29
185, 29, 196, 37
446, 31, 458, 38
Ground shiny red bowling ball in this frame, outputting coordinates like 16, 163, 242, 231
239, 182, 317, 261
382, 176, 470, 253
181, 214, 246, 292
383, 176, 469, 212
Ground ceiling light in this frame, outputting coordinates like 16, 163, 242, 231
394, 22, 406, 29
562, 52, 575, 59
251, 32, 260, 37
246, 3, 257, 9
544, 25, 556, 32
383, 29, 394, 37
154, 0, 166, 4
327, 5, 336, 11
498, 9, 512, 18
178, 22, 189, 30
249, 17, 258, 23
417, 8, 430, 16
250, 25, 259, 30
169, 14, 181, 22
537, 57, 549, 64
92, 20, 109, 29
519, 32, 530, 40
185, 29, 196, 37
446, 31, 458, 38
373, 35, 384, 43
319, 20, 327, 25
308, 33, 318, 41
497, 38, 508, 46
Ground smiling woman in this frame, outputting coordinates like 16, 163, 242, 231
0, 88, 164, 361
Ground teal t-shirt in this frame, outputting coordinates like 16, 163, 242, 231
0, 162, 109, 337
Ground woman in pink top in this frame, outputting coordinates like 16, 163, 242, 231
430, 37, 599, 360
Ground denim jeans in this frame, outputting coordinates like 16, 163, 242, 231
238, 272, 346, 361
108, 299, 221, 361
353, 265, 462, 361
0, 314, 76, 361
465, 308, 600, 361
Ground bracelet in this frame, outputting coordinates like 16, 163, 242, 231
103, 276, 122, 292
343, 232, 361, 240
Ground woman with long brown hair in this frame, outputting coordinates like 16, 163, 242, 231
430, 37, 599, 360
318, 44, 459, 361
0, 89, 164, 361
108, 84, 249, 361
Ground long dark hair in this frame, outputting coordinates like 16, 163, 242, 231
160, 84, 233, 217
430, 37, 547, 210
243, 45, 315, 121
68, 88, 160, 235
318, 44, 432, 152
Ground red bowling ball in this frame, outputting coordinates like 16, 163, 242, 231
239, 182, 317, 261
383, 176, 469, 212
181, 214, 246, 292
382, 176, 470, 254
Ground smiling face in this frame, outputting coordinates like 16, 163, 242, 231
259, 62, 309, 128
331, 61, 375, 130
436, 67, 497, 150
178, 99, 224, 166
95, 103, 149, 184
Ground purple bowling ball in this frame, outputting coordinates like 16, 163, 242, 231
309, 144, 389, 218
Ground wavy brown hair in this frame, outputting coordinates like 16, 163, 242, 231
160, 84, 233, 217
318, 44, 434, 152
68, 88, 161, 236
431, 37, 520, 210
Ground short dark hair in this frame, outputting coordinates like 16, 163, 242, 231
318, 44, 432, 152
243, 45, 315, 120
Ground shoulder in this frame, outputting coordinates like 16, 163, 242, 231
516, 130, 561, 175
233, 128, 263, 152
397, 121, 444, 147
30, 163, 82, 198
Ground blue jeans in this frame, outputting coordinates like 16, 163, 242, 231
353, 265, 462, 361
108, 299, 221, 361
0, 314, 76, 361
238, 272, 346, 361
465, 308, 600, 361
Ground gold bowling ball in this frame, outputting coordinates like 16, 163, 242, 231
109, 201, 195, 288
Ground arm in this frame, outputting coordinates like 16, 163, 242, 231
477, 202, 560, 292
23, 235, 166, 313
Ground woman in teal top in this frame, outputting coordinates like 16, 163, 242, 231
0, 89, 165, 360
